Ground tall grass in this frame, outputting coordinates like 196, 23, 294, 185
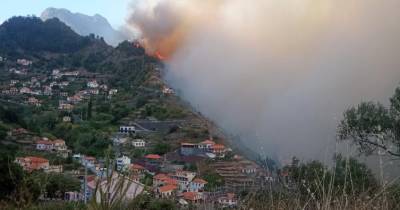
240, 155, 400, 210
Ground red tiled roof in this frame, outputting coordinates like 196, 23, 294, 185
53, 139, 65, 144
183, 191, 201, 201
26, 156, 49, 164
212, 144, 225, 149
200, 140, 215, 145
192, 178, 208, 184
131, 163, 145, 170
159, 184, 177, 193
86, 175, 96, 183
154, 173, 169, 180
145, 154, 161, 159
36, 140, 53, 145
164, 178, 178, 185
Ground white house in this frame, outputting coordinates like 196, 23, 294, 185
88, 89, 99, 95
132, 139, 146, 148
171, 170, 197, 191
17, 59, 32, 66
189, 178, 207, 192
119, 125, 135, 134
53, 139, 67, 151
158, 185, 177, 198
198, 140, 215, 150
87, 80, 99, 88
36, 140, 53, 151
116, 156, 131, 171
63, 116, 72, 122
20, 87, 32, 94
109, 89, 118, 95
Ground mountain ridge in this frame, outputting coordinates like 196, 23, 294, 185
41, 7, 127, 46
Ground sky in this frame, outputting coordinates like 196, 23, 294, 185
0, 0, 132, 28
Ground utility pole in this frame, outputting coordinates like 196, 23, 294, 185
84, 157, 88, 204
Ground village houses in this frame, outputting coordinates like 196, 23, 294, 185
15, 156, 49, 172
116, 155, 131, 171
87, 80, 99, 88
132, 139, 146, 148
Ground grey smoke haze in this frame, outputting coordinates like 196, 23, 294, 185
128, 0, 400, 161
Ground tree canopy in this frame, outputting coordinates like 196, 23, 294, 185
338, 86, 400, 157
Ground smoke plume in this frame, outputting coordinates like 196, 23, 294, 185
127, 0, 400, 161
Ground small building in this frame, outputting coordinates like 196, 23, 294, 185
171, 170, 197, 191
198, 140, 215, 151
212, 144, 226, 158
10, 128, 29, 136
87, 80, 99, 88
144, 154, 162, 162
43, 86, 52, 96
53, 139, 67, 151
130, 163, 146, 175
183, 191, 203, 203
116, 156, 131, 171
67, 95, 82, 104
15, 156, 49, 172
241, 165, 257, 174
10, 80, 19, 85
119, 125, 135, 134
189, 178, 208, 192
52, 69, 60, 76
63, 116, 72, 122
9, 87, 18, 95
162, 87, 174, 95
36, 140, 54, 151
180, 143, 198, 156
153, 173, 175, 183
58, 101, 74, 111
20, 87, 32, 94
17, 59, 32, 66
72, 154, 83, 162
132, 139, 146, 148
158, 185, 177, 198
100, 84, 108, 90
64, 191, 82, 201
218, 193, 238, 208
28, 97, 41, 107
109, 89, 118, 95
84, 156, 97, 165
153, 173, 170, 187
88, 89, 99, 95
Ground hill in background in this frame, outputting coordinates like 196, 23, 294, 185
41, 7, 128, 46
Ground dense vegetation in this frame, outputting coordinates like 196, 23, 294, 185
0, 16, 94, 54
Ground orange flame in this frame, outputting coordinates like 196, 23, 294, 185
155, 51, 167, 60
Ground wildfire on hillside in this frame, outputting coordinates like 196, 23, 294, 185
155, 51, 166, 60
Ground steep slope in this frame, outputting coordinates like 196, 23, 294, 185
41, 8, 127, 46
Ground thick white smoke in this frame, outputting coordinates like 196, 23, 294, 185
128, 0, 400, 161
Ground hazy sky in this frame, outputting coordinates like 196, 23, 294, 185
0, 0, 132, 27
